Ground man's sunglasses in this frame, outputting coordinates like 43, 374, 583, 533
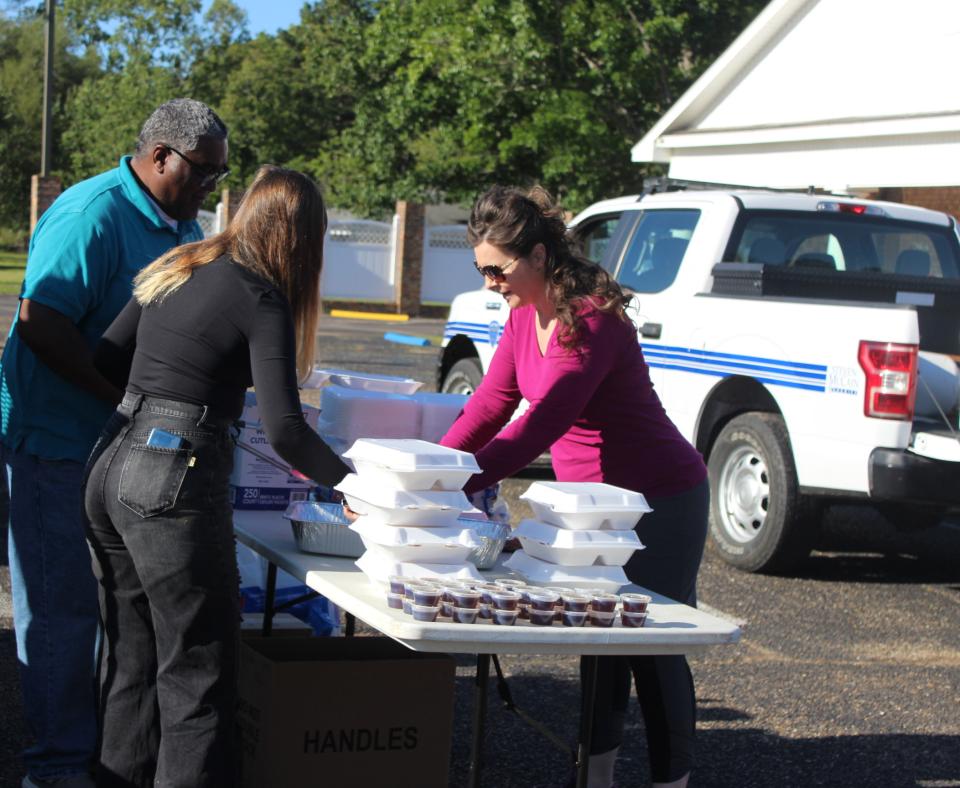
166, 145, 230, 187
474, 256, 520, 281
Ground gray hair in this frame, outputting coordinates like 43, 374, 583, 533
135, 98, 227, 155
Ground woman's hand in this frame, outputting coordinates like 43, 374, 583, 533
341, 501, 361, 523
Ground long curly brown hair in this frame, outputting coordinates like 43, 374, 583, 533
467, 185, 629, 349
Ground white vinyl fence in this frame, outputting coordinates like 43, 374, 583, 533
420, 225, 477, 303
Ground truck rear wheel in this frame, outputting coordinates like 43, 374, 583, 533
707, 412, 819, 573
441, 357, 483, 395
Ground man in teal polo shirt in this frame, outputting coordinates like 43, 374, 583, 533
1, 98, 228, 788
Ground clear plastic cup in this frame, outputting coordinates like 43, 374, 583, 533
561, 609, 587, 627
452, 606, 479, 624
478, 603, 493, 620
518, 604, 530, 620
412, 587, 443, 607
560, 592, 590, 613
410, 603, 440, 622
590, 593, 619, 613
494, 578, 526, 589
621, 593, 651, 613
401, 597, 413, 615
589, 610, 616, 628
527, 590, 560, 612
439, 599, 454, 617
489, 589, 521, 611
386, 592, 404, 610
387, 575, 406, 595
450, 589, 481, 609
492, 608, 518, 626
403, 580, 428, 599
621, 610, 647, 628
528, 608, 555, 626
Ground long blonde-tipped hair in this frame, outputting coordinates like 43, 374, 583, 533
134, 165, 327, 381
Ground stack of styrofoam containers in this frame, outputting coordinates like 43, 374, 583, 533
504, 482, 652, 593
335, 439, 485, 586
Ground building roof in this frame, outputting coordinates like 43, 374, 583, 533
632, 0, 960, 192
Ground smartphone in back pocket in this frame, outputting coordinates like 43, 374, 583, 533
146, 428, 190, 450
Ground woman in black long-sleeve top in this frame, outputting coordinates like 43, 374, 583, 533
83, 166, 348, 788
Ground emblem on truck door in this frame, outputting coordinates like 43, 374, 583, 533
488, 322, 502, 346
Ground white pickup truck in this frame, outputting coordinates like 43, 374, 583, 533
438, 189, 960, 572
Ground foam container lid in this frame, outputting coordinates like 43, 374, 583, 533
502, 550, 629, 593
350, 519, 482, 548
520, 481, 652, 513
336, 473, 470, 512
343, 438, 480, 473
355, 550, 483, 587
514, 519, 644, 549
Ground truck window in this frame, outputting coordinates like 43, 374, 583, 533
616, 209, 701, 293
577, 216, 623, 264
729, 212, 960, 279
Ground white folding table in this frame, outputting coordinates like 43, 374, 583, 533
234, 511, 741, 787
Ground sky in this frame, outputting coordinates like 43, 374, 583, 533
206, 0, 307, 36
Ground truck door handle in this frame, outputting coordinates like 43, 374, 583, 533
640, 322, 662, 339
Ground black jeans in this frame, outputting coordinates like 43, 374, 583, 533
83, 394, 240, 788
586, 479, 709, 783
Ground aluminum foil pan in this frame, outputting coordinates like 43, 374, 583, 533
283, 501, 364, 558
462, 518, 511, 570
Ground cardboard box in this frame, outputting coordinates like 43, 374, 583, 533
231, 391, 321, 509
238, 636, 456, 788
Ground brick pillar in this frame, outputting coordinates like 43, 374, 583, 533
393, 200, 425, 316
30, 174, 61, 234
220, 187, 245, 229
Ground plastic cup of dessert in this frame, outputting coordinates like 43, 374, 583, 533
518, 604, 530, 620
403, 580, 429, 599
478, 603, 493, 620
560, 592, 590, 613
494, 578, 526, 589
621, 593, 652, 613
388, 575, 407, 595
477, 586, 497, 605
439, 599, 454, 617
590, 593, 619, 613
528, 608, 555, 626
410, 603, 440, 622
621, 610, 647, 628
561, 609, 587, 627
492, 608, 519, 626
527, 590, 560, 612
452, 606, 479, 624
401, 597, 413, 615
589, 610, 616, 628
489, 589, 522, 611
412, 587, 443, 607
450, 589, 481, 609
386, 592, 404, 610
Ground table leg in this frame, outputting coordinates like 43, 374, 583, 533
468, 653, 491, 788
345, 612, 356, 637
575, 655, 599, 788
262, 562, 278, 637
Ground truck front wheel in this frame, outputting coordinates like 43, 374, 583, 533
441, 357, 483, 395
707, 412, 819, 573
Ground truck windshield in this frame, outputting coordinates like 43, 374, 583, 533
728, 211, 960, 280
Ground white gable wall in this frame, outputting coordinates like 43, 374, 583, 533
634, 0, 960, 193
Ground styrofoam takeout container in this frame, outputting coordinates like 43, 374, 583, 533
335, 474, 469, 527
513, 519, 643, 567
305, 367, 423, 394
318, 387, 420, 443
519, 481, 652, 530
350, 519, 481, 564
354, 550, 483, 588
503, 550, 629, 593
343, 439, 480, 491
283, 501, 365, 558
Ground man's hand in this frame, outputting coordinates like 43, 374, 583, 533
17, 299, 125, 405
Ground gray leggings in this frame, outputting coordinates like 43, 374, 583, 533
584, 478, 709, 782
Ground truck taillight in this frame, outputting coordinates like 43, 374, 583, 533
857, 341, 918, 420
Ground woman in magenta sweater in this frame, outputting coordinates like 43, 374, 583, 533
441, 186, 708, 788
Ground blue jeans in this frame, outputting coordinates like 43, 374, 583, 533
84, 394, 240, 788
4, 445, 99, 781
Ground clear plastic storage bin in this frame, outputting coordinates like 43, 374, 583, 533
317, 387, 421, 443
519, 481, 652, 530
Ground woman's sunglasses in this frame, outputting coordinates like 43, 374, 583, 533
474, 256, 520, 281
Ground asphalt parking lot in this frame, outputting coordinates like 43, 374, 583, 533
1, 309, 958, 787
